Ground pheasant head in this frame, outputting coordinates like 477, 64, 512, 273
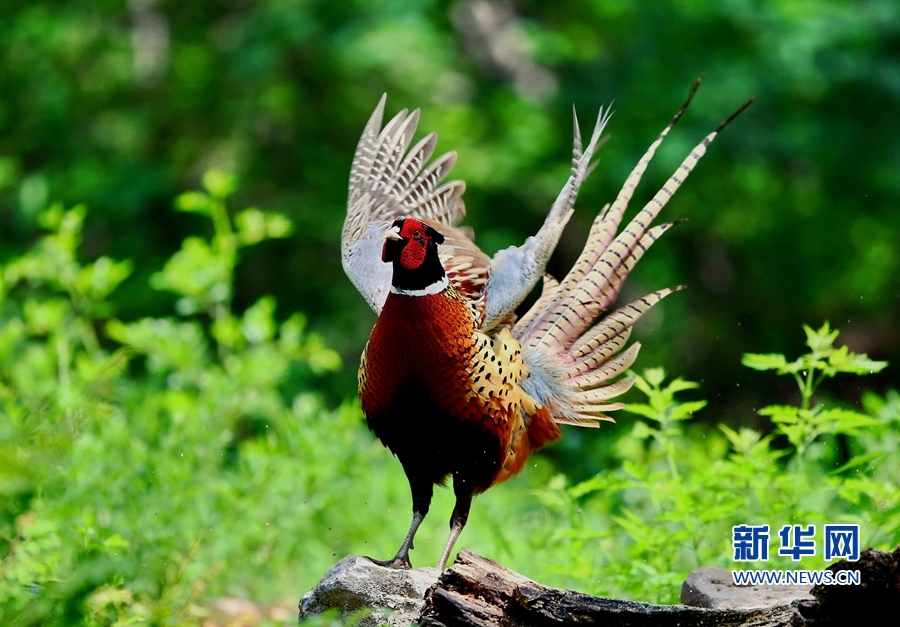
382, 218, 448, 296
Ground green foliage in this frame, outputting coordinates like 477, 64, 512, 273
524, 333, 898, 603
154, 169, 293, 327
531, 369, 731, 601
0, 177, 398, 625
744, 322, 888, 406
2, 2, 898, 621
623, 367, 707, 479
744, 323, 887, 457
0, 0, 897, 414
1, 171, 898, 619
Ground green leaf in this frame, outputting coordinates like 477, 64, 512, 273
102, 535, 130, 550
622, 403, 660, 421
741, 353, 792, 372
643, 367, 666, 387
568, 475, 610, 498
826, 345, 888, 375
629, 420, 654, 440
175, 191, 212, 215
777, 424, 806, 447
235, 208, 266, 246
106, 318, 209, 374
235, 209, 294, 246
758, 404, 804, 424
265, 212, 293, 238
829, 451, 889, 476
803, 322, 839, 353
670, 400, 707, 420
862, 390, 900, 423
77, 256, 132, 301
815, 408, 880, 436
279, 312, 308, 352
202, 169, 238, 199
632, 374, 653, 396
241, 296, 277, 344
719, 424, 762, 454
36, 202, 65, 230
151, 237, 229, 300
302, 334, 342, 373
22, 298, 70, 335
212, 314, 242, 351
664, 378, 700, 395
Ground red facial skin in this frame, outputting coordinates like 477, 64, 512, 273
381, 218, 432, 269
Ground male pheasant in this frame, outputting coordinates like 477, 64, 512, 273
342, 83, 750, 570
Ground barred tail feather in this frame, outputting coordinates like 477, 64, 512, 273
515, 274, 560, 333
517, 85, 752, 428
570, 287, 683, 361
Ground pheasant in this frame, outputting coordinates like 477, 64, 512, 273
342, 82, 750, 570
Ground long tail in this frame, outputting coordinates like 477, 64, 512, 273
517, 82, 753, 426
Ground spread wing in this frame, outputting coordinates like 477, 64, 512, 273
343, 95, 612, 330
342, 94, 475, 313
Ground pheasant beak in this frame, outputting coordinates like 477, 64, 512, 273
383, 225, 403, 241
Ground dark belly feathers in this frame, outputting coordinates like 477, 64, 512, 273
367, 379, 502, 493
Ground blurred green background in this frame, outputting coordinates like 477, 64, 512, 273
3, 0, 898, 406
2, 0, 899, 624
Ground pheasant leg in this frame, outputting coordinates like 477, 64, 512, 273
437, 476, 473, 570
368, 475, 433, 570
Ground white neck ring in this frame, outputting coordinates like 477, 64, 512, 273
390, 275, 449, 297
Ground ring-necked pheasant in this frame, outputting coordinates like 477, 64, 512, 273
342, 82, 750, 570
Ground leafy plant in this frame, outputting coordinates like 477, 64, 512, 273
2, 179, 897, 619
523, 329, 898, 604
624, 368, 707, 479
0, 175, 406, 626
153, 170, 293, 355
743, 322, 887, 457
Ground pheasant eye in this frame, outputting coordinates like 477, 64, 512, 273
412, 230, 421, 239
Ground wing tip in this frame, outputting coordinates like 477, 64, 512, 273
368, 93, 388, 132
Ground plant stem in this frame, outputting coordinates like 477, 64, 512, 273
802, 365, 815, 410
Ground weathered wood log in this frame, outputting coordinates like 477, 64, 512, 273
800, 546, 900, 625
299, 547, 900, 625
419, 550, 800, 627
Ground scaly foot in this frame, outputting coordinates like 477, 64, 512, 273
365, 554, 413, 570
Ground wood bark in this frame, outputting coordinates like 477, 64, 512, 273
419, 550, 800, 627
